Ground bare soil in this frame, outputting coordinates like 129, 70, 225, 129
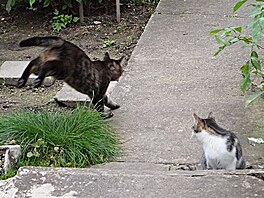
0, 4, 156, 115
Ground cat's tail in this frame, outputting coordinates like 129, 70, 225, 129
19, 36, 64, 47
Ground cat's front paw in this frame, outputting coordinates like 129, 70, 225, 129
17, 79, 26, 88
110, 104, 120, 110
101, 111, 114, 119
105, 101, 120, 110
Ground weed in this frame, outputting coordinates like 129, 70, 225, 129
0, 168, 17, 180
52, 9, 79, 31
102, 39, 116, 48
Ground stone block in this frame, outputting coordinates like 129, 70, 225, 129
0, 145, 21, 174
0, 61, 55, 87
54, 81, 118, 107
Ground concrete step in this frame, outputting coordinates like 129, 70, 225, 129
54, 81, 118, 107
0, 61, 55, 87
0, 164, 263, 198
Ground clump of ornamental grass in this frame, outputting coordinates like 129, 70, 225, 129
0, 105, 120, 168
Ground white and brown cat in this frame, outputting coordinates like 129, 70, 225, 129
192, 112, 245, 170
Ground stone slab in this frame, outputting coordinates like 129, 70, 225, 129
0, 166, 263, 198
0, 145, 21, 174
54, 81, 118, 107
0, 61, 55, 87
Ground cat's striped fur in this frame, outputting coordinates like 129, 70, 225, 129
17, 36, 125, 119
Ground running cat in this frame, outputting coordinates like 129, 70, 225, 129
17, 36, 124, 119
192, 112, 245, 170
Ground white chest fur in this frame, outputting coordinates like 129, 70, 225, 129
194, 130, 237, 170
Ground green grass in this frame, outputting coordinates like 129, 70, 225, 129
0, 169, 17, 180
0, 106, 120, 168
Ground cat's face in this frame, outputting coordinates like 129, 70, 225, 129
192, 113, 206, 134
192, 112, 216, 139
192, 112, 215, 132
103, 52, 124, 81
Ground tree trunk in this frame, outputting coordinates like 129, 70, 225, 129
116, 0, 120, 23
79, 1, 84, 24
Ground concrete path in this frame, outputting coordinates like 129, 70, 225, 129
1, 0, 264, 197
110, 0, 263, 165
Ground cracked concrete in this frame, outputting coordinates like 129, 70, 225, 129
1, 166, 264, 198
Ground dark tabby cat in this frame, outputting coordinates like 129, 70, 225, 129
192, 112, 245, 170
17, 36, 124, 119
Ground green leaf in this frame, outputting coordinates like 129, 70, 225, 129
245, 91, 264, 107
258, 83, 264, 90
252, 19, 262, 41
223, 28, 232, 36
251, 57, 261, 70
259, 17, 264, 29
73, 17, 79, 23
215, 36, 226, 45
29, 0, 36, 7
54, 9, 59, 15
43, 0, 51, 8
251, 51, 261, 70
228, 37, 239, 45
36, 138, 45, 146
209, 29, 223, 35
240, 36, 253, 44
214, 45, 226, 56
249, 5, 263, 17
251, 51, 259, 58
240, 75, 251, 92
234, 26, 242, 33
233, 0, 248, 12
5, 0, 16, 13
240, 62, 250, 76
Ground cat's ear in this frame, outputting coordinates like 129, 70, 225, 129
207, 112, 215, 120
193, 113, 201, 122
193, 113, 205, 128
103, 52, 110, 61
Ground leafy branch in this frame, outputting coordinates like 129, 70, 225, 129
210, 0, 264, 106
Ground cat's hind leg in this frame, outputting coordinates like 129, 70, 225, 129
225, 158, 237, 170
236, 157, 246, 169
33, 60, 59, 88
17, 57, 40, 88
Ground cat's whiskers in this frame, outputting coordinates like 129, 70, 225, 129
190, 132, 195, 139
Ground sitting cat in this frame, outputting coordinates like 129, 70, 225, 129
17, 36, 124, 119
192, 112, 245, 170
